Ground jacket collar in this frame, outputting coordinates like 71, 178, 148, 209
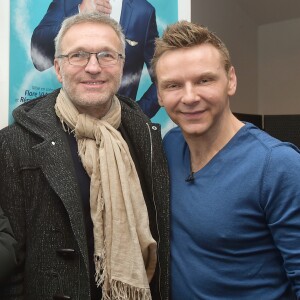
13, 89, 61, 140
14, 89, 90, 274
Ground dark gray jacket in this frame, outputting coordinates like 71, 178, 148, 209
0, 206, 17, 281
0, 89, 169, 299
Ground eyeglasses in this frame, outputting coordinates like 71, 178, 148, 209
56, 50, 125, 67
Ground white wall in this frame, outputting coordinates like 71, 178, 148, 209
0, 0, 9, 129
258, 18, 300, 114
191, 1, 300, 116
191, 0, 258, 114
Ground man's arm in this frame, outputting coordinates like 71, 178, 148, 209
135, 8, 160, 118
0, 207, 17, 281
31, 0, 113, 71
0, 134, 25, 298
31, 0, 81, 71
263, 145, 300, 298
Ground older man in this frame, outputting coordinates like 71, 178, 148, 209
0, 12, 169, 300
31, 0, 160, 118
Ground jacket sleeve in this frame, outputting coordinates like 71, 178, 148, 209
30, 0, 80, 71
135, 7, 160, 119
262, 144, 300, 299
0, 206, 18, 281
0, 132, 25, 298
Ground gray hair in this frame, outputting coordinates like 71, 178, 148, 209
54, 12, 126, 57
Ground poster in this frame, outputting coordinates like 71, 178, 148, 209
1, 0, 191, 131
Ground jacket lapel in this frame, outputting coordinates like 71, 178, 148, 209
21, 92, 90, 272
120, 0, 133, 35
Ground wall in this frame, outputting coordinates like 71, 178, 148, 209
191, 0, 258, 114
0, 0, 9, 129
191, 1, 300, 116
258, 18, 300, 114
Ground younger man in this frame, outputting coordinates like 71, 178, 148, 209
152, 20, 300, 299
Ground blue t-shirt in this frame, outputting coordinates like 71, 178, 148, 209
164, 123, 300, 300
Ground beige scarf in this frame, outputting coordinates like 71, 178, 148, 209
55, 89, 157, 300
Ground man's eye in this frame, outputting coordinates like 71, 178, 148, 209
99, 52, 115, 60
166, 83, 180, 89
199, 77, 214, 84
71, 52, 88, 59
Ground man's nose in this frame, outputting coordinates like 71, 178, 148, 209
85, 54, 102, 73
181, 84, 200, 104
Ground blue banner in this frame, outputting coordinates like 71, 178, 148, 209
9, 0, 182, 134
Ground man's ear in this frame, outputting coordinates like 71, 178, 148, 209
54, 59, 63, 83
157, 91, 164, 107
228, 66, 237, 96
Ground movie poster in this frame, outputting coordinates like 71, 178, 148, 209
4, 0, 190, 132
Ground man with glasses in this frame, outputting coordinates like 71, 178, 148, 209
0, 12, 169, 300
31, 0, 160, 118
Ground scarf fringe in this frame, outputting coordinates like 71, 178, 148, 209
102, 279, 152, 300
95, 252, 106, 287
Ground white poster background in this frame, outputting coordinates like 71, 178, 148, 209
0, 0, 190, 129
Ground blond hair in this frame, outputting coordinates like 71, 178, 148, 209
152, 20, 232, 81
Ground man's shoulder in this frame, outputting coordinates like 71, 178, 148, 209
8, 89, 60, 136
163, 126, 181, 141
117, 94, 150, 121
163, 126, 184, 151
242, 123, 300, 167
13, 89, 59, 115
117, 93, 138, 107
245, 123, 300, 153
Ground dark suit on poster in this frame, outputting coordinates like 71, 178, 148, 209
31, 0, 160, 118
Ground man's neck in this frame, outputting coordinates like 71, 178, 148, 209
184, 114, 244, 173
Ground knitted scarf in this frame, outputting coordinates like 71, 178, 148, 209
55, 89, 157, 300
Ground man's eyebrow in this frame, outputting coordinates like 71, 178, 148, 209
64, 46, 117, 53
159, 79, 179, 86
